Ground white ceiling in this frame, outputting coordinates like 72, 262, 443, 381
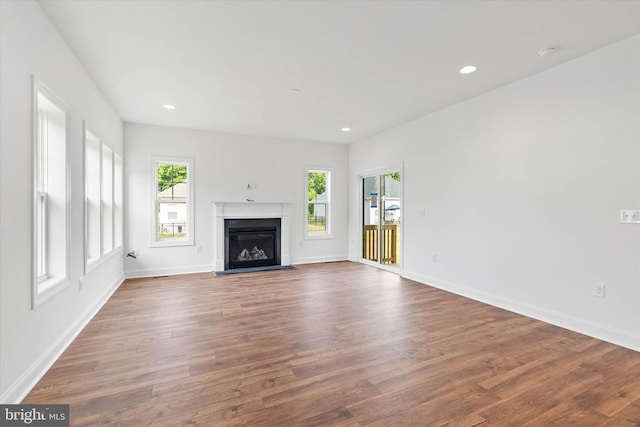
38, 0, 640, 144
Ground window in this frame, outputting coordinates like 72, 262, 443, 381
85, 130, 101, 265
113, 153, 123, 249
32, 79, 69, 307
102, 144, 113, 253
84, 126, 123, 273
152, 157, 194, 246
306, 169, 331, 237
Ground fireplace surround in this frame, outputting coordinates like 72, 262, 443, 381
211, 201, 291, 272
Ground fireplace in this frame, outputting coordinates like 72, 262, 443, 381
211, 201, 291, 272
225, 218, 281, 270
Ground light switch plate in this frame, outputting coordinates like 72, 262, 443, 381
620, 209, 640, 223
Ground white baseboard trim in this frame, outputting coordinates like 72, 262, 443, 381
1, 274, 125, 404
403, 270, 640, 352
291, 255, 348, 265
125, 264, 214, 279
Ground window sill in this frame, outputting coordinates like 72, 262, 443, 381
150, 239, 194, 248
33, 276, 69, 309
86, 246, 122, 274
305, 233, 333, 240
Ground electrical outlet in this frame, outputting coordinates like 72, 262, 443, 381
196, 245, 202, 253
432, 254, 438, 263
592, 283, 605, 298
79, 277, 84, 290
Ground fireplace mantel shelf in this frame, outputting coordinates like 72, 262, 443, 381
211, 201, 291, 210
210, 201, 292, 219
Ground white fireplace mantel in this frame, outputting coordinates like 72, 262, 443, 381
211, 201, 292, 271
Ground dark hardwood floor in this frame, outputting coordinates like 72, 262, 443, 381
23, 261, 640, 426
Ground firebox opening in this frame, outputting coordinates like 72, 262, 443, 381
224, 218, 281, 270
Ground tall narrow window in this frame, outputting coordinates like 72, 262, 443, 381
113, 153, 123, 249
306, 169, 331, 237
33, 79, 69, 307
152, 157, 194, 246
84, 127, 123, 273
85, 129, 101, 266
102, 144, 114, 253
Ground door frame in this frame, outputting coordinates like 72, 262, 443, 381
356, 163, 404, 274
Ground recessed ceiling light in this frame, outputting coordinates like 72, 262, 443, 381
162, 104, 176, 110
459, 65, 478, 75
341, 127, 351, 132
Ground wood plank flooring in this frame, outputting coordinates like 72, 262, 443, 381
23, 261, 640, 426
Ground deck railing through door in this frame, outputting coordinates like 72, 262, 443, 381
363, 224, 397, 264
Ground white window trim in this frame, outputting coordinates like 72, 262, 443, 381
83, 124, 124, 274
150, 156, 195, 247
35, 191, 47, 281
86, 247, 123, 274
305, 167, 332, 239
32, 77, 70, 308
84, 124, 101, 273
113, 152, 123, 250
101, 144, 114, 254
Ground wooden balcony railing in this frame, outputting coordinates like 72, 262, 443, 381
363, 224, 398, 264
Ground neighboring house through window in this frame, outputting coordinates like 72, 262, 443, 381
152, 157, 194, 246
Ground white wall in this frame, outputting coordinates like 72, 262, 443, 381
124, 123, 348, 277
349, 35, 640, 350
0, 1, 124, 402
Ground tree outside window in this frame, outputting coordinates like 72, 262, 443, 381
152, 158, 194, 246
307, 170, 330, 236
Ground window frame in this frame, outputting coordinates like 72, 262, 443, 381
102, 144, 114, 253
150, 156, 194, 247
113, 152, 123, 249
32, 77, 70, 308
83, 124, 123, 274
305, 167, 332, 239
84, 127, 102, 270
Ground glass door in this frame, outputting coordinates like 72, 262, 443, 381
362, 172, 401, 266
